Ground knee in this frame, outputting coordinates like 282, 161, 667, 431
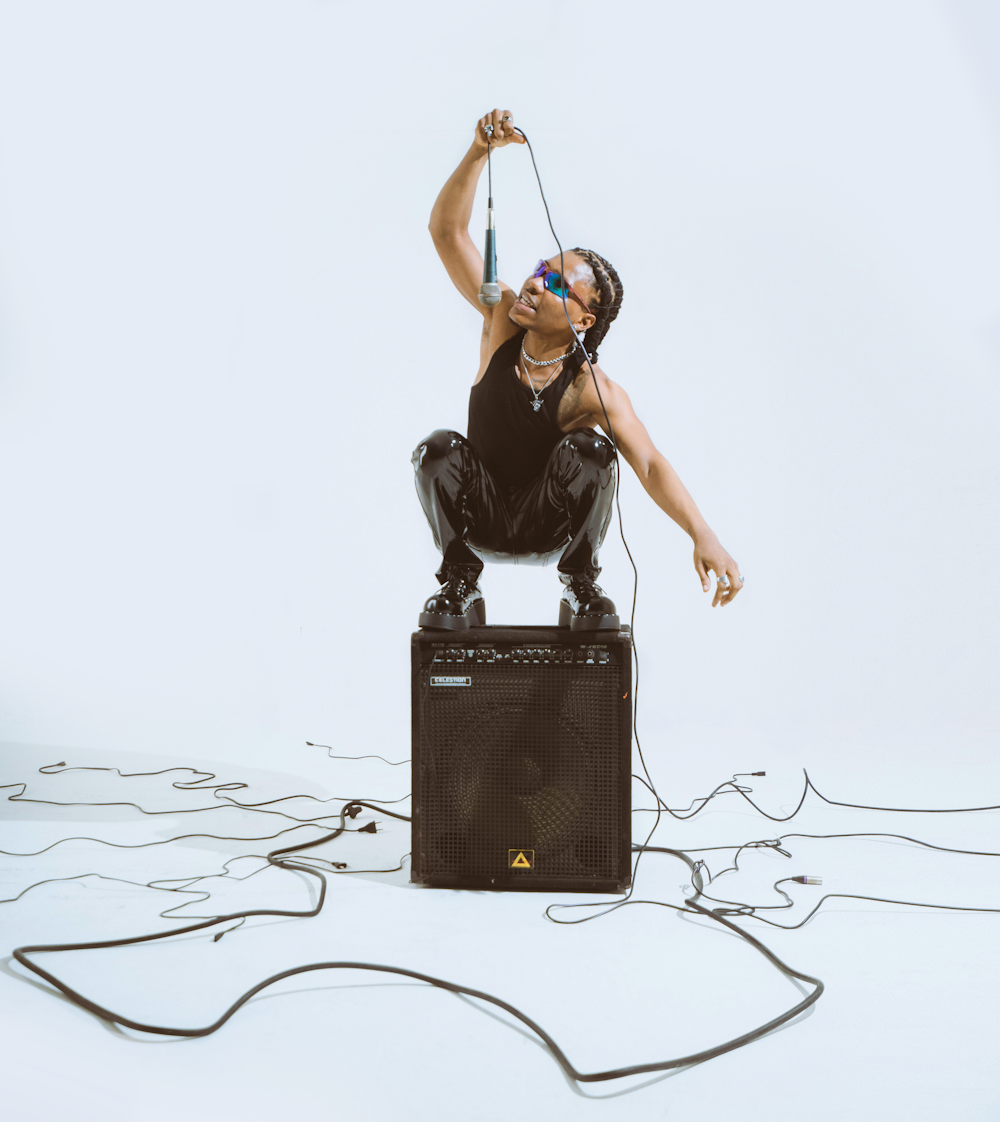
557, 428, 616, 473
412, 430, 469, 475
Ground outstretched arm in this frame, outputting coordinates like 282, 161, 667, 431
586, 375, 743, 607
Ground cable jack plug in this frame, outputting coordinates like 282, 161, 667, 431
346, 804, 363, 819
751, 771, 765, 777
792, 875, 823, 885
358, 821, 377, 834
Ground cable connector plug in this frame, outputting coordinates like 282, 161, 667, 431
358, 821, 377, 834
751, 771, 765, 777
346, 804, 362, 819
792, 875, 823, 885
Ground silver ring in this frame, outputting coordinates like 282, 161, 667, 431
717, 575, 730, 587
502, 115, 511, 121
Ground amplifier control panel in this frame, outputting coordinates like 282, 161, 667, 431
431, 644, 612, 666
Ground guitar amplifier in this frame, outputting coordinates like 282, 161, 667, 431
411, 625, 632, 893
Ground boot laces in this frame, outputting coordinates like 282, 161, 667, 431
569, 575, 602, 599
444, 571, 479, 597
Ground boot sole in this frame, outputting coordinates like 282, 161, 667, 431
419, 598, 486, 632
558, 599, 620, 631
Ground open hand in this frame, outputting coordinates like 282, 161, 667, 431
474, 108, 525, 151
693, 534, 744, 607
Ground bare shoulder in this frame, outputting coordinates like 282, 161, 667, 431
474, 294, 521, 383
579, 361, 631, 415
559, 361, 647, 442
559, 360, 617, 429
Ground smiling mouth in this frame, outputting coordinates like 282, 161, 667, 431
515, 295, 536, 310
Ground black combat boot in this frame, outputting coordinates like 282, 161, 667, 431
418, 567, 486, 631
557, 574, 619, 631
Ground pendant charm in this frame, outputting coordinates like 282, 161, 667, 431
531, 400, 542, 412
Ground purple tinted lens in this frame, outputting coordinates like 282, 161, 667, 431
533, 260, 570, 298
544, 272, 568, 297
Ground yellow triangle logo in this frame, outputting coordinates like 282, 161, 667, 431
509, 850, 533, 869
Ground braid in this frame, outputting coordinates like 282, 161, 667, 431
569, 247, 623, 366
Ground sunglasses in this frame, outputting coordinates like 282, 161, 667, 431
531, 260, 594, 315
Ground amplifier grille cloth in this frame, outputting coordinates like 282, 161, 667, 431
417, 663, 623, 881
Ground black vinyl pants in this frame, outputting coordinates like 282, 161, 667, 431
412, 428, 616, 584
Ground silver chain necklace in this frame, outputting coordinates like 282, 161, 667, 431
521, 339, 577, 367
519, 339, 577, 412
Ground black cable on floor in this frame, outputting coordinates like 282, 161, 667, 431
633, 767, 1000, 822
1, 760, 406, 911
636, 829, 1000, 928
11, 822, 822, 1082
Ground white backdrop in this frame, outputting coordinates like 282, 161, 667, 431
3, 4, 1000, 1120
2, 0, 999, 791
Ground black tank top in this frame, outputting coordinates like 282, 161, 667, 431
467, 331, 581, 493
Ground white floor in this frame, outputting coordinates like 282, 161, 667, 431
2, 2, 1000, 1118
3, 735, 998, 1122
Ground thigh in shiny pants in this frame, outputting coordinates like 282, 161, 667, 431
412, 428, 616, 584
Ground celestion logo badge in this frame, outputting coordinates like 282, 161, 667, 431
508, 849, 534, 869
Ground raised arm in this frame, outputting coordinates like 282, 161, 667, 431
429, 109, 524, 318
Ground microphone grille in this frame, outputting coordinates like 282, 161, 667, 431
478, 283, 502, 307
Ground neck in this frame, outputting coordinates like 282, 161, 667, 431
522, 328, 578, 362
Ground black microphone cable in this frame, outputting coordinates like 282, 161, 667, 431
510, 125, 664, 931
479, 122, 655, 821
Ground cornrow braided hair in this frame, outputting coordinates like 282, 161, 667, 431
568, 247, 623, 367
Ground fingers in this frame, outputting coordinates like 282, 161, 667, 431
499, 111, 525, 143
494, 109, 515, 141
697, 552, 743, 607
477, 109, 521, 147
695, 556, 710, 593
714, 564, 744, 607
711, 568, 727, 608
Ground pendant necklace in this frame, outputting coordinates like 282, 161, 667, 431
520, 339, 577, 412
521, 355, 559, 412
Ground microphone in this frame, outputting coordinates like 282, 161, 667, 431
478, 199, 501, 307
